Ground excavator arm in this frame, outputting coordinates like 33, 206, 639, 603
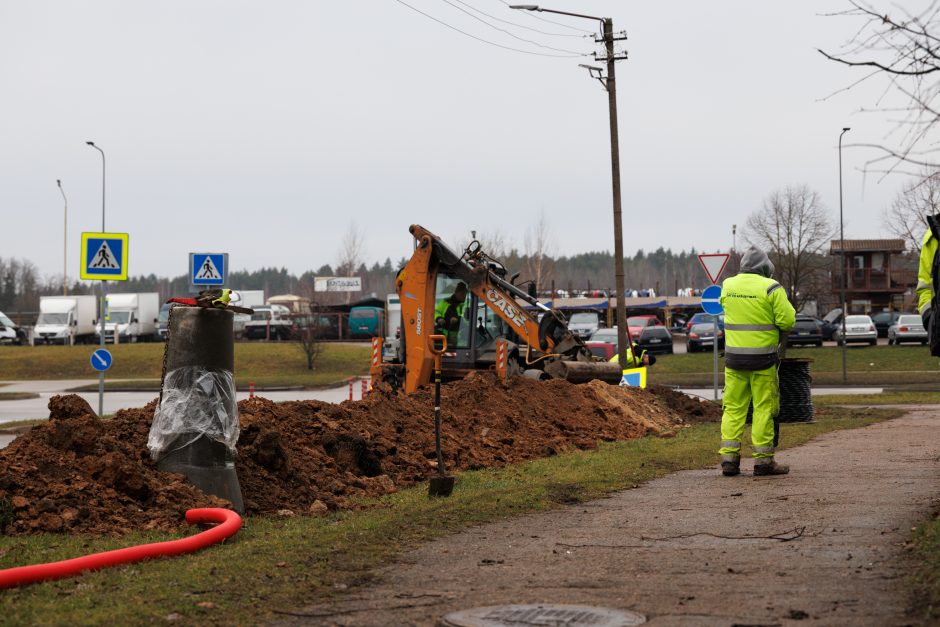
391, 225, 621, 393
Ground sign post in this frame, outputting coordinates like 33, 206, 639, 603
81, 232, 129, 416
701, 285, 724, 400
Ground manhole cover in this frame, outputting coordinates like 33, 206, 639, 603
440, 604, 646, 627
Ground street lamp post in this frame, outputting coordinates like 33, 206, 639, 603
57, 180, 68, 296
838, 127, 851, 384
86, 141, 107, 416
511, 4, 632, 368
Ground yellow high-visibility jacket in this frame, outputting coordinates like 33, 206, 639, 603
917, 228, 938, 316
720, 272, 796, 371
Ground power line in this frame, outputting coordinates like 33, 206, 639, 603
494, 0, 597, 34
393, 0, 585, 58
450, 0, 587, 37
437, 0, 589, 54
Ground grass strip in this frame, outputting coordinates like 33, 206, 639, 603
0, 343, 371, 386
813, 392, 940, 406
0, 406, 898, 625
0, 393, 38, 401
911, 506, 940, 622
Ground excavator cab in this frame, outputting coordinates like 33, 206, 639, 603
433, 273, 514, 381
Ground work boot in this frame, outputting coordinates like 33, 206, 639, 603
753, 460, 789, 476
721, 460, 740, 477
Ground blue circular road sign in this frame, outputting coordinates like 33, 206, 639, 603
90, 348, 113, 372
701, 284, 723, 315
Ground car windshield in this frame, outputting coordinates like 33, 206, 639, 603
845, 316, 870, 324
0, 313, 14, 327
157, 306, 171, 323
38, 313, 69, 325
107, 311, 132, 324
899, 315, 922, 325
692, 314, 722, 323
570, 313, 599, 324
251, 309, 272, 321
627, 317, 654, 326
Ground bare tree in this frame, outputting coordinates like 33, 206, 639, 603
523, 209, 556, 293
745, 185, 835, 312
335, 221, 365, 277
294, 307, 324, 371
883, 169, 940, 255
819, 1, 940, 175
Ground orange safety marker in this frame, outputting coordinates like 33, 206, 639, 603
348, 377, 354, 401
361, 378, 368, 398
370, 337, 382, 388
495, 339, 508, 383
248, 382, 255, 399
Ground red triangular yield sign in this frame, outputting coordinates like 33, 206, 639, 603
698, 253, 730, 285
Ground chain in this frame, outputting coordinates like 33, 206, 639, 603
157, 304, 176, 408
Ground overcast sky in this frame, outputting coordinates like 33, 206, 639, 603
0, 1, 921, 283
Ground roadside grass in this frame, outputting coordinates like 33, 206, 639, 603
912, 506, 940, 622
0, 406, 898, 625
0, 343, 371, 388
813, 392, 940, 406
653, 345, 940, 386
0, 393, 38, 401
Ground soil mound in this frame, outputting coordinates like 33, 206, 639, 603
0, 374, 718, 535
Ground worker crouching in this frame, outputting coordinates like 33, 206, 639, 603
718, 247, 795, 477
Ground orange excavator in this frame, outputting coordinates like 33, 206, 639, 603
377, 225, 622, 393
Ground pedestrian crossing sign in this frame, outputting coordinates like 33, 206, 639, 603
190, 253, 227, 286
80, 232, 129, 280
619, 366, 647, 389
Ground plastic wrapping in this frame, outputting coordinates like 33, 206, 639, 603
148, 366, 239, 460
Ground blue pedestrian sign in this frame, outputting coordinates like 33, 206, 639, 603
701, 284, 723, 315
190, 253, 227, 286
90, 348, 113, 372
80, 232, 129, 281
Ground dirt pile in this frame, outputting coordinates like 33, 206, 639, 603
0, 374, 718, 535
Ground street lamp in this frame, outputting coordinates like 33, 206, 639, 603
86, 141, 105, 231
511, 4, 633, 368
838, 127, 851, 384
57, 180, 68, 296
86, 141, 107, 416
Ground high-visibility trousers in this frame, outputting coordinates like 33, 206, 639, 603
719, 365, 778, 462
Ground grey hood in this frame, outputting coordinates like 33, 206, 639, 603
739, 246, 774, 278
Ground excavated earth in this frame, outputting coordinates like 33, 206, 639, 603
0, 372, 719, 536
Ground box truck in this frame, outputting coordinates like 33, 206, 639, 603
97, 292, 160, 343
34, 295, 98, 345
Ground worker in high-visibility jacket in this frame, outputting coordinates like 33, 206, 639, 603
607, 342, 656, 367
718, 247, 796, 477
916, 214, 940, 355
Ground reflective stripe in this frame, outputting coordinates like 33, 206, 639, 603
721, 454, 740, 463
917, 280, 932, 290
767, 283, 783, 295
725, 323, 777, 331
921, 302, 932, 315
725, 345, 778, 355
752, 445, 775, 454
721, 440, 741, 449
754, 457, 776, 465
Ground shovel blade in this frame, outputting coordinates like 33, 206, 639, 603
428, 474, 455, 497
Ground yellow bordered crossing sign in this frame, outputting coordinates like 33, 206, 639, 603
80, 232, 129, 281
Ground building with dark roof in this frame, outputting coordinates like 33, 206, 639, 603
828, 239, 916, 313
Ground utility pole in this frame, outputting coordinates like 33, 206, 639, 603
510, 5, 629, 367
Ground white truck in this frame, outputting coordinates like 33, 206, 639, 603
34, 295, 98, 345
97, 292, 160, 343
230, 290, 265, 338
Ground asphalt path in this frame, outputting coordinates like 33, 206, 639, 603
0, 380, 362, 425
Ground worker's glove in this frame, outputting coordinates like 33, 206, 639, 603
923, 307, 933, 335
447, 315, 459, 329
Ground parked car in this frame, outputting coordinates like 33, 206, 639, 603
568, 311, 601, 340
590, 327, 619, 348
637, 326, 673, 355
584, 341, 616, 360
887, 314, 928, 345
244, 304, 294, 340
0, 311, 26, 345
871, 311, 904, 338
820, 309, 842, 341
833, 314, 877, 345
685, 312, 724, 333
786, 315, 823, 347
686, 322, 724, 353
627, 315, 662, 339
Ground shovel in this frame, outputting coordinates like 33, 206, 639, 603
428, 334, 455, 497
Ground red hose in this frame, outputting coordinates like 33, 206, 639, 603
0, 508, 241, 589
